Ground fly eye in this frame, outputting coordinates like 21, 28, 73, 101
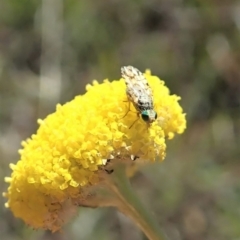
141, 111, 149, 122
154, 112, 158, 120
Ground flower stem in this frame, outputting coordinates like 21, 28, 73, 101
106, 164, 165, 240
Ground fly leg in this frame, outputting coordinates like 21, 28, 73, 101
129, 112, 140, 129
120, 100, 131, 119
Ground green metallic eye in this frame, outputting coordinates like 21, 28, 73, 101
141, 110, 149, 122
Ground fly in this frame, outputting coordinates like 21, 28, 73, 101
121, 66, 157, 126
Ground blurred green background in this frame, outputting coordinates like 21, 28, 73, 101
1, 0, 240, 239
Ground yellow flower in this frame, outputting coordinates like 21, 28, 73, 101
3, 69, 186, 231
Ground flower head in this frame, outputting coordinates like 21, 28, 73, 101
3, 68, 186, 231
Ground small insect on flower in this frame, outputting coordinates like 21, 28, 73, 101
121, 66, 158, 126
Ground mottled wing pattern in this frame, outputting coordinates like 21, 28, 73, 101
121, 66, 154, 112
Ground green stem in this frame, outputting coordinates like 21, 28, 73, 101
106, 164, 165, 240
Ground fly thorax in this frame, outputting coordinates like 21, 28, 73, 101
137, 95, 153, 111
